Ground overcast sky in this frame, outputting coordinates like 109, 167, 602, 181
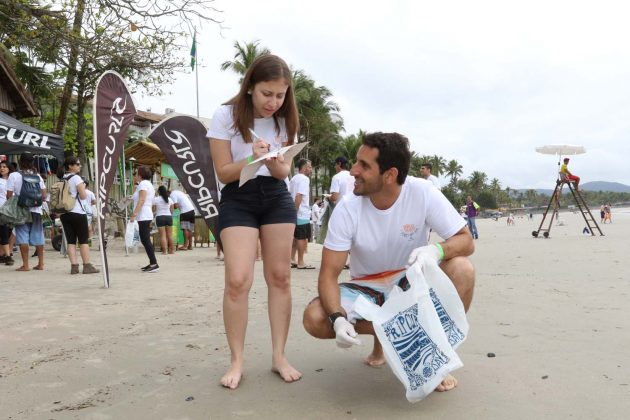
138, 0, 630, 189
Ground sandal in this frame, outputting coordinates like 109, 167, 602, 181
296, 265, 316, 269
290, 262, 297, 268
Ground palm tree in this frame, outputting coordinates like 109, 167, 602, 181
490, 177, 501, 201
445, 159, 463, 185
468, 171, 488, 192
429, 155, 447, 177
220, 40, 270, 82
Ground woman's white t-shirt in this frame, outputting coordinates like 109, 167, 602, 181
0, 178, 7, 207
133, 180, 155, 221
154, 196, 173, 217
207, 104, 289, 179
64, 173, 86, 214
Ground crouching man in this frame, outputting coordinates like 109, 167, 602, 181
303, 132, 475, 391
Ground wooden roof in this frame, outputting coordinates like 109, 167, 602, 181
124, 140, 164, 166
0, 48, 38, 118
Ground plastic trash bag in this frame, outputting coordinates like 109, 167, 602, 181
353, 261, 464, 402
422, 259, 469, 349
125, 220, 140, 248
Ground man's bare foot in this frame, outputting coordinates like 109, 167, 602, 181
15, 266, 29, 271
364, 351, 386, 367
364, 338, 386, 367
271, 357, 302, 383
220, 362, 244, 390
33, 265, 44, 270
435, 374, 458, 392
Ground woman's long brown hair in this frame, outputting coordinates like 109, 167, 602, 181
225, 54, 299, 144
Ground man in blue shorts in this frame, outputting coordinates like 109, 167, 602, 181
303, 132, 475, 392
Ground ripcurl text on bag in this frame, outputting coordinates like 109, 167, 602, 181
352, 260, 466, 402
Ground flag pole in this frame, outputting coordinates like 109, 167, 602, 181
196, 53, 199, 118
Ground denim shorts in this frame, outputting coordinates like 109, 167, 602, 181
218, 177, 296, 234
15, 212, 44, 246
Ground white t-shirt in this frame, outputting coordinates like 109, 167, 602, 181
154, 195, 174, 217
207, 104, 289, 179
170, 190, 195, 213
0, 178, 7, 207
311, 203, 321, 223
427, 174, 440, 189
81, 189, 96, 217
330, 170, 355, 201
133, 180, 155, 221
289, 173, 311, 221
64, 173, 86, 215
7, 171, 46, 214
324, 177, 466, 280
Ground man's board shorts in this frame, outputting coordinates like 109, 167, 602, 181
15, 213, 44, 246
340, 269, 410, 323
180, 210, 195, 231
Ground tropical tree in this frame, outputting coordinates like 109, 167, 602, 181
220, 40, 270, 82
445, 159, 463, 185
468, 171, 488, 192
429, 155, 447, 177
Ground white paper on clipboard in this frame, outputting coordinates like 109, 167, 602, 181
239, 142, 309, 187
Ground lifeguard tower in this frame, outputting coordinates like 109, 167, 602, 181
532, 145, 603, 238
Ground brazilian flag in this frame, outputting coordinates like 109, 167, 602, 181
190, 33, 197, 70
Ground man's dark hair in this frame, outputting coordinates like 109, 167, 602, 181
296, 158, 310, 171
334, 156, 349, 170
19, 152, 34, 170
421, 162, 432, 171
362, 132, 411, 185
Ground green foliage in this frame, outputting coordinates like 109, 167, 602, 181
475, 190, 497, 209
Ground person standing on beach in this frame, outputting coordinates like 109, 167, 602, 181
130, 166, 158, 273
290, 159, 314, 269
420, 162, 440, 189
169, 189, 195, 250
465, 195, 479, 239
329, 156, 355, 205
302, 132, 475, 392
208, 54, 302, 389
0, 160, 14, 265
153, 186, 175, 254
59, 156, 99, 275
6, 153, 46, 271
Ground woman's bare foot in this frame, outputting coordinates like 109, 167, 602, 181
271, 356, 302, 383
33, 265, 44, 270
435, 374, 458, 392
220, 362, 244, 390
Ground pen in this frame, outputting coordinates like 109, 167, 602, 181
248, 128, 260, 141
249, 128, 271, 152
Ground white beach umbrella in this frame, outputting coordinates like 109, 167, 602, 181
535, 144, 586, 157
536, 144, 586, 181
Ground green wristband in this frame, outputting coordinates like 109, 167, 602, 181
246, 155, 254, 164
435, 243, 445, 260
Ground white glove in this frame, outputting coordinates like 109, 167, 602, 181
333, 317, 362, 348
407, 244, 442, 267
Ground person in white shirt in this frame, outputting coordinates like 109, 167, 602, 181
130, 166, 158, 273
311, 197, 327, 242
153, 185, 175, 254
0, 160, 13, 265
329, 156, 355, 205
302, 132, 475, 393
169, 189, 195, 251
289, 159, 313, 269
6, 153, 47, 271
80, 181, 97, 238
420, 162, 440, 189
59, 156, 99, 274
207, 54, 302, 389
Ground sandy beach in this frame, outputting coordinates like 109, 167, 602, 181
2, 209, 629, 419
